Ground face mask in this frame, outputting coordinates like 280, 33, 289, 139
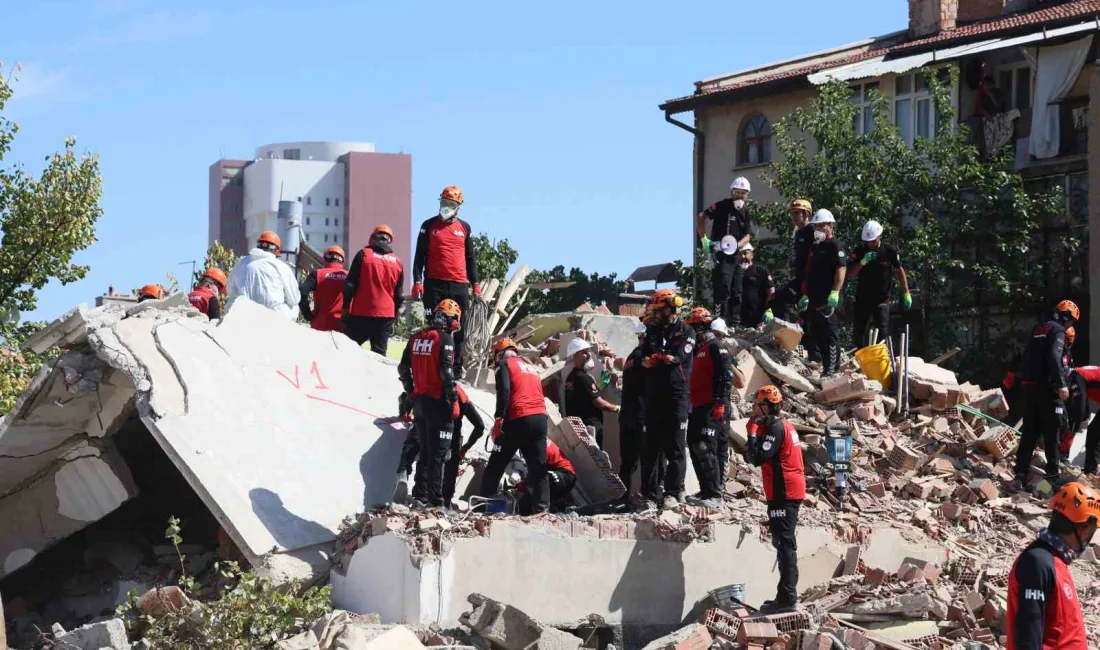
733, 199, 745, 210
740, 262, 751, 270
584, 358, 595, 371
813, 230, 826, 243
440, 205, 457, 220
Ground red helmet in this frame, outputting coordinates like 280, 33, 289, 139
685, 307, 713, 326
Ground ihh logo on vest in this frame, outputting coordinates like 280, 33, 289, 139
1024, 589, 1045, 601
413, 338, 435, 354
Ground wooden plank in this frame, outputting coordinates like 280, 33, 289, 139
495, 288, 531, 336
519, 281, 576, 290
487, 264, 530, 334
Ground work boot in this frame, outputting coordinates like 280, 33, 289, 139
661, 495, 679, 510
759, 599, 797, 613
1006, 476, 1028, 494
392, 471, 410, 504
686, 493, 723, 509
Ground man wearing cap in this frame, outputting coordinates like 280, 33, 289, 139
696, 177, 753, 326
563, 337, 621, 449
846, 220, 910, 348
772, 199, 815, 321
739, 243, 775, 328
797, 209, 846, 375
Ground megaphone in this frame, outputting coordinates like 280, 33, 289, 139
720, 235, 739, 255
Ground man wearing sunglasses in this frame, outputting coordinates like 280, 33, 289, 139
412, 185, 480, 376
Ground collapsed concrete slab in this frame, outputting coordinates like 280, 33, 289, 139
516, 312, 642, 360
0, 298, 500, 578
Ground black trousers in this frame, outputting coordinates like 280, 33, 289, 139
344, 315, 394, 356
712, 255, 744, 325
641, 404, 688, 502
771, 280, 802, 322
1084, 411, 1100, 474
442, 422, 465, 505
768, 500, 801, 605
618, 421, 645, 496
687, 405, 723, 498
852, 301, 889, 349
804, 308, 840, 374
1014, 386, 1062, 480
480, 414, 549, 513
423, 279, 469, 370
414, 396, 455, 506
519, 469, 576, 514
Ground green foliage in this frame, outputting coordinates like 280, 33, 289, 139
118, 517, 332, 649
520, 265, 624, 321
471, 232, 518, 282
0, 321, 53, 416
761, 69, 1065, 384
193, 241, 239, 290
0, 66, 103, 314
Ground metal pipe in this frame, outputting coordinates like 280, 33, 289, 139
897, 332, 905, 408
664, 111, 707, 295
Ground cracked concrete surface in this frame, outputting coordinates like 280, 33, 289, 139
0, 296, 498, 579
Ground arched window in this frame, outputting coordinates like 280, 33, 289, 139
740, 113, 771, 165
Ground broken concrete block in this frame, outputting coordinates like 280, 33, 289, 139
643, 622, 713, 650
842, 545, 861, 575
751, 347, 814, 393
801, 548, 844, 590
461, 593, 582, 650
940, 502, 965, 520
887, 445, 921, 471
549, 416, 625, 503
977, 426, 1018, 460
358, 626, 426, 649
969, 478, 999, 502
56, 618, 129, 650
136, 586, 192, 618
762, 318, 803, 352
275, 630, 320, 650
737, 621, 779, 644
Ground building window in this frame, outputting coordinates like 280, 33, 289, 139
306, 217, 311, 225
335, 218, 339, 227
325, 218, 330, 226
739, 113, 771, 165
306, 234, 310, 242
335, 198, 340, 207
307, 196, 312, 206
283, 148, 301, 160
326, 198, 331, 206
324, 234, 329, 243
996, 63, 1032, 112
894, 72, 934, 147
850, 81, 880, 135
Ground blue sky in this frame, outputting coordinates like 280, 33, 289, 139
5, 0, 906, 322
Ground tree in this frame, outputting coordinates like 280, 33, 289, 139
192, 240, 239, 289
519, 266, 625, 321
470, 233, 518, 283
761, 69, 1064, 385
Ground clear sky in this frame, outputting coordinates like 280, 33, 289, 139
5, 0, 906, 322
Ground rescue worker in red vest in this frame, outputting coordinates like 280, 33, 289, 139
442, 383, 486, 508
397, 299, 461, 508
344, 225, 405, 354
618, 316, 650, 503
746, 385, 806, 612
515, 439, 577, 513
1006, 481, 1097, 650
639, 289, 696, 512
563, 337, 620, 450
1070, 364, 1100, 475
412, 186, 480, 374
480, 338, 550, 513
299, 246, 347, 333
187, 268, 227, 319
1013, 300, 1080, 491
138, 284, 163, 302
684, 307, 732, 509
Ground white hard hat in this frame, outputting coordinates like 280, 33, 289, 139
741, 243, 754, 253
565, 337, 592, 358
711, 318, 729, 336
730, 177, 751, 192
634, 319, 647, 334
809, 208, 835, 225
861, 220, 884, 242
720, 235, 739, 255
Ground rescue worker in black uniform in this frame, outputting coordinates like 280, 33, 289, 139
563, 337, 620, 449
797, 209, 846, 375
846, 220, 911, 348
442, 383, 485, 507
746, 385, 807, 612
618, 316, 649, 503
1012, 299, 1080, 491
639, 289, 696, 511
738, 243, 774, 328
696, 177, 753, 325
771, 199, 815, 321
684, 307, 733, 509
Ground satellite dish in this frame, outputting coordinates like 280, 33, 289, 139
0, 301, 19, 326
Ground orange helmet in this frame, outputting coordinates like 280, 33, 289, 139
1056, 300, 1080, 322
1066, 326, 1076, 345
372, 224, 394, 241
685, 307, 713, 326
324, 246, 345, 261
493, 338, 518, 354
755, 385, 783, 405
789, 198, 812, 214
201, 268, 227, 292
440, 185, 464, 204
1050, 481, 1100, 525
435, 298, 462, 319
139, 284, 162, 300
649, 288, 683, 310
258, 230, 282, 251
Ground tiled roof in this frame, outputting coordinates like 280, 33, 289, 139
661, 0, 1100, 112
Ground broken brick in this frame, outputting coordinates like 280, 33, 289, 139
969, 478, 999, 501
738, 622, 780, 644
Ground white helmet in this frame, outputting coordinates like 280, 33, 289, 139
730, 177, 751, 193
861, 220, 884, 242
565, 337, 592, 359
740, 243, 754, 253
711, 318, 730, 336
809, 208, 835, 225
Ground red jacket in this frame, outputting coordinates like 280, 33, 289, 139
398, 328, 456, 401
546, 440, 575, 475
1073, 366, 1100, 403
747, 416, 806, 501
494, 356, 546, 421
187, 285, 220, 318
310, 263, 347, 332
690, 335, 733, 408
1006, 538, 1086, 650
348, 248, 404, 318
413, 216, 476, 284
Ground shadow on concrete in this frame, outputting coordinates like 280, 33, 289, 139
608, 538, 687, 646
249, 488, 333, 550
360, 417, 410, 509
